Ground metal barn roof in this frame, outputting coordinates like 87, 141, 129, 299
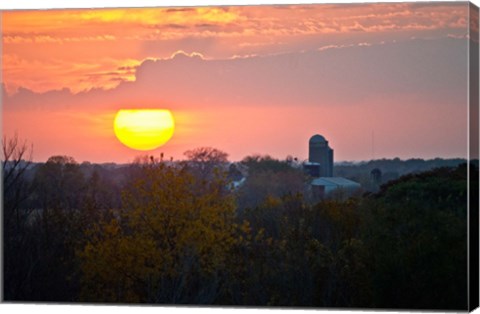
311, 177, 361, 188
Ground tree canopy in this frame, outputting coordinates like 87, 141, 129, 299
2, 141, 474, 310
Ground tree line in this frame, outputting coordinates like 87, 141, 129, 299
2, 136, 475, 310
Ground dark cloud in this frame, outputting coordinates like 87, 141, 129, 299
6, 36, 468, 114
166, 23, 188, 29
165, 8, 195, 13
117, 65, 137, 71
409, 2, 467, 10
109, 77, 126, 82
195, 23, 218, 28
127, 37, 468, 110
146, 23, 188, 30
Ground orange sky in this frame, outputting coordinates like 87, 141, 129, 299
1, 3, 477, 163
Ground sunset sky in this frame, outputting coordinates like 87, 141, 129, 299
1, 2, 478, 163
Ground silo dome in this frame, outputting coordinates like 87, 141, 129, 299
309, 134, 327, 144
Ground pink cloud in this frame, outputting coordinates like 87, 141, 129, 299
3, 2, 470, 95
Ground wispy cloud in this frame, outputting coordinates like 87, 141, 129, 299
2, 3, 470, 93
4, 3, 468, 43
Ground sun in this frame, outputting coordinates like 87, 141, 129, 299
113, 109, 175, 151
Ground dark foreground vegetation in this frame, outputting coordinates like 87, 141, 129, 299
3, 136, 477, 310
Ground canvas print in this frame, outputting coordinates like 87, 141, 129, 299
1, 1, 479, 311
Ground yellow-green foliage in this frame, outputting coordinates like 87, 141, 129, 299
78, 162, 237, 303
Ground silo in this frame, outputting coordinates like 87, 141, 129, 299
308, 134, 334, 177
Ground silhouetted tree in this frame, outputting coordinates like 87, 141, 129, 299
2, 134, 33, 231
2, 134, 35, 300
19, 155, 88, 301
237, 155, 308, 210
362, 165, 470, 310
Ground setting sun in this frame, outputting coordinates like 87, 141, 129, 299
113, 109, 175, 151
